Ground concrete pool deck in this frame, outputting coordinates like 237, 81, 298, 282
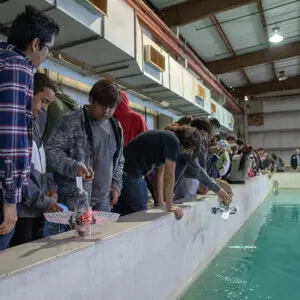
0, 175, 274, 300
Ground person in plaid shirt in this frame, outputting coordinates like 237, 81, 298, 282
0, 6, 59, 250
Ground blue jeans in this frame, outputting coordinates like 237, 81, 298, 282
43, 203, 69, 237
92, 197, 111, 212
113, 174, 148, 215
207, 154, 219, 179
0, 227, 15, 250
43, 221, 67, 237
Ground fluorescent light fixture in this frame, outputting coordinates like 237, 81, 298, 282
244, 96, 249, 101
160, 101, 170, 108
269, 27, 283, 44
278, 70, 288, 81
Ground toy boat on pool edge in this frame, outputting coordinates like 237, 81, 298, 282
211, 205, 238, 220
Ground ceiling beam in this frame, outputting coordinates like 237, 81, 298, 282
233, 75, 300, 97
210, 15, 251, 85
159, 0, 255, 27
207, 40, 300, 74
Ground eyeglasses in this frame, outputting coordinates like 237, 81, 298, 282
43, 44, 54, 57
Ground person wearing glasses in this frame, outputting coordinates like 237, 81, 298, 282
0, 6, 59, 250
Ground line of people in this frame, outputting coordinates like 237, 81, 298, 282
0, 5, 278, 251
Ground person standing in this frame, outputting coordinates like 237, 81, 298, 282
10, 73, 62, 246
226, 134, 237, 145
291, 149, 300, 171
271, 153, 285, 173
114, 91, 148, 147
0, 6, 59, 250
47, 79, 124, 212
227, 145, 254, 184
216, 140, 231, 179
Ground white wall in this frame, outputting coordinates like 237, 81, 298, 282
248, 95, 300, 164
0, 176, 271, 300
273, 173, 300, 188
61, 86, 89, 106
146, 114, 156, 129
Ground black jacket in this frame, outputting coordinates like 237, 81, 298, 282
291, 154, 299, 170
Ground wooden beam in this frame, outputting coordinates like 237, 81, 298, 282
159, 0, 255, 27
233, 75, 300, 97
210, 15, 251, 84
207, 40, 300, 74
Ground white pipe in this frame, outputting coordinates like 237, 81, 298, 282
244, 101, 249, 143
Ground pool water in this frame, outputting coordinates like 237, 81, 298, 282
182, 189, 300, 300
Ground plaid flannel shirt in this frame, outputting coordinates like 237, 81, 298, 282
0, 43, 34, 204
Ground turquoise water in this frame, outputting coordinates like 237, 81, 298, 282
182, 189, 300, 300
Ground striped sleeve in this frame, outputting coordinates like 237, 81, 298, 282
0, 57, 33, 204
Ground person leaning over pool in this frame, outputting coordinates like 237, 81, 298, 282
113, 124, 202, 220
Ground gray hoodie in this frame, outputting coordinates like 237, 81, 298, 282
46, 107, 124, 211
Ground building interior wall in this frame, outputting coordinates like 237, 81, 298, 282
248, 96, 300, 164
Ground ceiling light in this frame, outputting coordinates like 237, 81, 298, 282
244, 96, 249, 102
278, 70, 288, 81
161, 101, 170, 108
269, 27, 283, 44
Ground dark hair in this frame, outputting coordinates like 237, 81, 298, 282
263, 157, 273, 170
271, 153, 277, 160
176, 116, 193, 126
209, 118, 221, 129
7, 5, 59, 51
231, 144, 238, 154
236, 139, 244, 146
166, 123, 201, 159
190, 117, 212, 136
239, 145, 253, 171
227, 134, 237, 142
89, 79, 121, 108
33, 72, 57, 95
258, 147, 264, 152
214, 134, 221, 142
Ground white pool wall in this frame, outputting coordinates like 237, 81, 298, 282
0, 175, 272, 300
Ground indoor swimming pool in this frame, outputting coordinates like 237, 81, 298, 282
182, 189, 300, 300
